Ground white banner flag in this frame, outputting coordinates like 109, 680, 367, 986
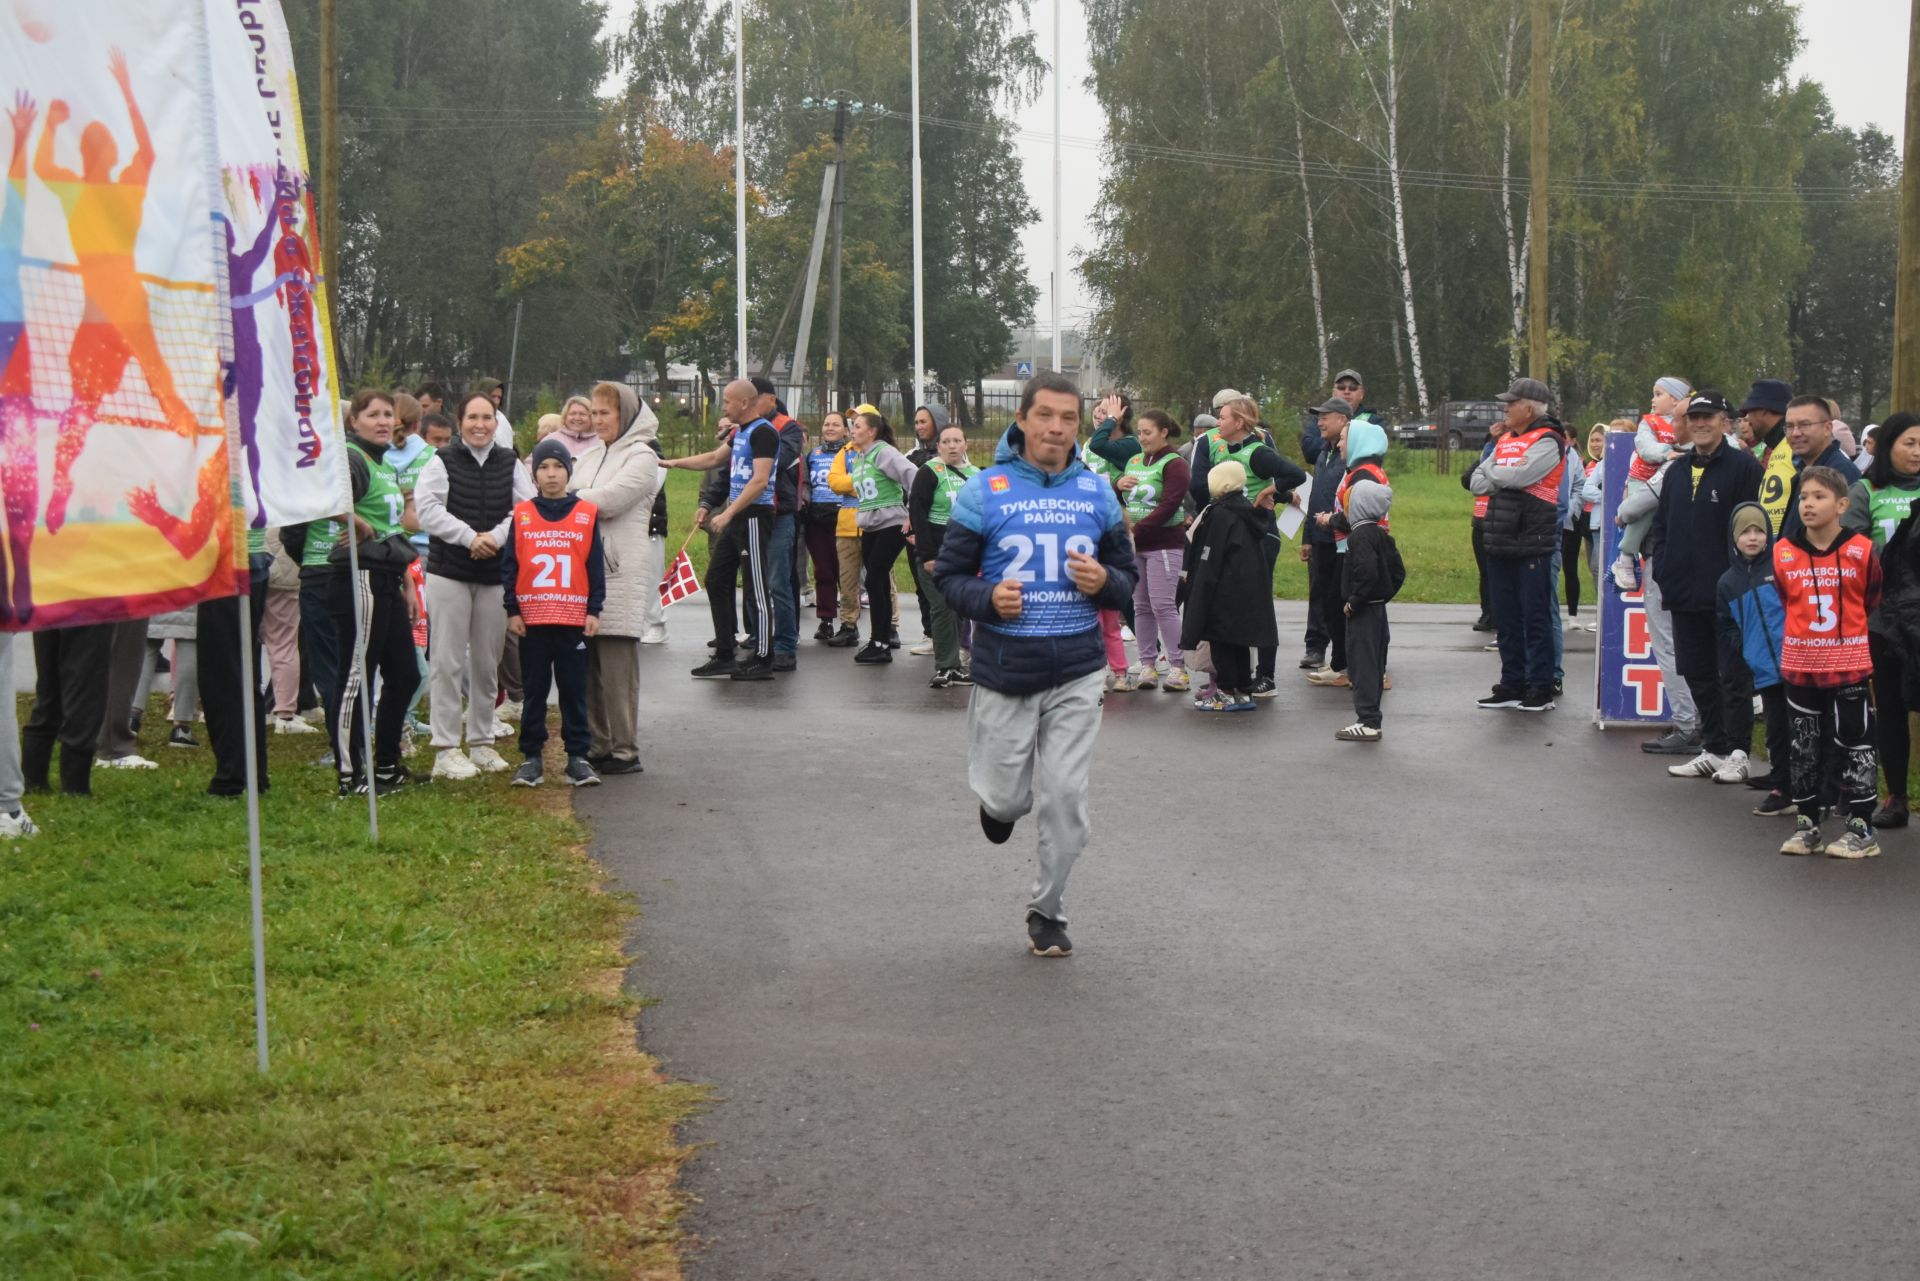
206, 0, 348, 530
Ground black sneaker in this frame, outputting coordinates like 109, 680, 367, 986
1744, 771, 1784, 792
1641, 729, 1702, 755
825, 625, 861, 648
1472, 615, 1495, 632
980, 805, 1015, 845
1753, 790, 1797, 818
598, 757, 644, 776
1026, 911, 1072, 958
1249, 676, 1278, 699
771, 653, 797, 672
564, 755, 601, 787
168, 725, 198, 749
1552, 680, 1564, 698
886, 637, 902, 650
731, 658, 775, 681
928, 669, 952, 689
1298, 649, 1325, 670
947, 667, 974, 687
690, 654, 737, 679
1872, 797, 1909, 829
511, 760, 543, 788
372, 764, 420, 795
1476, 685, 1522, 710
813, 620, 835, 641
854, 641, 892, 665
336, 774, 366, 799
1518, 687, 1555, 712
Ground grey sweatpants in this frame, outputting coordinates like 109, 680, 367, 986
967, 667, 1104, 924
1641, 558, 1697, 733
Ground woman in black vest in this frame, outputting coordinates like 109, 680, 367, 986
413, 391, 532, 780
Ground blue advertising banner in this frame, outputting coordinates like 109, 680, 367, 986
1594, 431, 1672, 727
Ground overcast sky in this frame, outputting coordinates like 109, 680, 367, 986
1011, 0, 1912, 331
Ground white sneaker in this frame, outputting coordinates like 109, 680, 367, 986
1668, 751, 1727, 779
640, 625, 668, 645
467, 744, 511, 773
100, 754, 158, 770
1610, 554, 1638, 591
1712, 749, 1750, 785
491, 719, 516, 740
299, 707, 326, 725
498, 700, 523, 722
0, 808, 38, 838
272, 715, 319, 735
432, 748, 479, 781
1120, 625, 1135, 642
909, 639, 935, 656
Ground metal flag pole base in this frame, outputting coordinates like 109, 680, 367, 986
343, 526, 379, 842
235, 566, 270, 1074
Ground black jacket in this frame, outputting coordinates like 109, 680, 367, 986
1779, 439, 1862, 543
1649, 442, 1764, 613
1333, 519, 1404, 613
1179, 495, 1279, 650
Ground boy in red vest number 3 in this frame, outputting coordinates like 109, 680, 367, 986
1773, 466, 1882, 858
501, 439, 608, 788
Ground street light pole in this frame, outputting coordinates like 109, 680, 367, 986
911, 0, 926, 409
1050, 0, 1062, 373
1894, 0, 1920, 408
826, 97, 850, 412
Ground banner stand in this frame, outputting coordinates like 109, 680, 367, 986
234, 579, 270, 1072
343, 528, 380, 841
1593, 430, 1675, 731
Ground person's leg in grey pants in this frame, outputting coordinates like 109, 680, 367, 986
967, 668, 1105, 925
95, 618, 149, 759
1641, 557, 1698, 734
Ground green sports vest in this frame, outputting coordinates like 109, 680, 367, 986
1208, 433, 1274, 501
851, 445, 904, 512
1080, 442, 1114, 478
1864, 481, 1920, 548
350, 438, 405, 537
1122, 451, 1186, 525
245, 524, 266, 555
927, 459, 976, 526
299, 517, 339, 568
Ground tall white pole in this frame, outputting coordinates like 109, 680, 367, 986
236, 582, 269, 1073
911, 0, 926, 408
734, 0, 748, 375
1050, 0, 1062, 372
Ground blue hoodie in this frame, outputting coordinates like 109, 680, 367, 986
934, 426, 1139, 695
1715, 501, 1784, 690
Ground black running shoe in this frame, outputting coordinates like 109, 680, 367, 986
947, 667, 974, 687
598, 757, 644, 776
928, 669, 952, 689
731, 658, 775, 681
168, 725, 198, 749
336, 774, 366, 799
1641, 729, 1702, 756
1872, 797, 1909, 829
826, 625, 861, 648
1298, 649, 1325, 670
853, 641, 892, 664
564, 755, 601, 787
1518, 687, 1556, 712
980, 805, 1014, 845
886, 637, 902, 650
1472, 615, 1495, 632
1249, 676, 1278, 699
372, 764, 420, 795
1026, 911, 1072, 958
1752, 790, 1796, 817
771, 653, 797, 672
1744, 771, 1783, 792
1476, 685, 1522, 710
511, 760, 543, 788
813, 620, 835, 641
690, 655, 737, 679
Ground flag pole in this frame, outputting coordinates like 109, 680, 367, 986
910, 0, 926, 409
344, 525, 378, 841
235, 571, 269, 1072
733, 0, 748, 376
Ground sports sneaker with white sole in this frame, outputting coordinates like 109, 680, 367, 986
1108, 670, 1140, 692
1026, 911, 1072, 957
0, 808, 38, 838
1780, 818, 1825, 856
100, 754, 159, 770
432, 748, 480, 781
498, 700, 524, 723
1826, 820, 1881, 859
1136, 667, 1160, 690
1669, 750, 1728, 779
1336, 722, 1382, 743
1305, 668, 1350, 688
1610, 553, 1639, 591
511, 760, 543, 788
909, 639, 935, 656
1161, 669, 1190, 692
1711, 749, 1750, 784
467, 745, 511, 773
272, 715, 319, 735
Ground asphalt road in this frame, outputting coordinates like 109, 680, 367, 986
583, 601, 1920, 1281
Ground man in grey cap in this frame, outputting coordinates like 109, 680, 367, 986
1469, 378, 1568, 712
1302, 396, 1353, 680
1300, 370, 1382, 665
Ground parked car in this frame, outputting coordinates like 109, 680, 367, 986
1393, 400, 1504, 452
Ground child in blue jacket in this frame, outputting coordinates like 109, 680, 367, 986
1715, 501, 1791, 813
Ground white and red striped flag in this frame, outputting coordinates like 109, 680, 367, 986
659, 549, 701, 607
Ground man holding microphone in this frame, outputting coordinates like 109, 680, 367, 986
935, 373, 1139, 958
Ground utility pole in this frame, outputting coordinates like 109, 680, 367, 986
1526, 0, 1550, 383
733, 0, 748, 377
318, 0, 341, 364
1894, 0, 1920, 408
1050, 0, 1063, 373
825, 97, 850, 413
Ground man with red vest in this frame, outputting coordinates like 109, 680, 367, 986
1469, 378, 1567, 712
500, 438, 608, 788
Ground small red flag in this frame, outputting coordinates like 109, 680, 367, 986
659, 549, 701, 607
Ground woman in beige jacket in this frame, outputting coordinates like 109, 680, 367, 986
567, 382, 661, 773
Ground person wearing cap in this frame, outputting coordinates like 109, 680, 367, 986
1301, 369, 1380, 468
1650, 393, 1764, 780
1608, 376, 1691, 590
1779, 394, 1861, 543
500, 437, 607, 789
1188, 395, 1307, 697
1470, 378, 1568, 712
1301, 396, 1355, 681
1738, 378, 1795, 530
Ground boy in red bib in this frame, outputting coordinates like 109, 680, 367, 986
501, 438, 607, 788
1774, 465, 1883, 858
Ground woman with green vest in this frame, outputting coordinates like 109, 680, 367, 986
909, 421, 980, 687
841, 410, 919, 665
1115, 410, 1190, 691
1844, 411, 1920, 829
328, 389, 424, 796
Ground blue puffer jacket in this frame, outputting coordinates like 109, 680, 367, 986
1715, 501, 1784, 690
934, 426, 1139, 696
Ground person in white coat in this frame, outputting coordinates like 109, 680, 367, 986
568, 381, 661, 774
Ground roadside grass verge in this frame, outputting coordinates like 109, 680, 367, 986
0, 710, 698, 1279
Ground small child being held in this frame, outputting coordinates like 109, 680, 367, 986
1772, 466, 1883, 857
500, 438, 607, 788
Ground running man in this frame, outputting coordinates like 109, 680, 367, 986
36, 48, 202, 533
935, 372, 1138, 957
0, 92, 38, 622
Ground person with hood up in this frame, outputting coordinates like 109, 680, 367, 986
568, 380, 662, 772
934, 372, 1138, 959
1328, 466, 1403, 742
473, 376, 517, 451
1178, 460, 1275, 713
1843, 410, 1920, 829
1715, 503, 1792, 812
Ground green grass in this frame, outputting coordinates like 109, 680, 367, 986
0, 708, 698, 1279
